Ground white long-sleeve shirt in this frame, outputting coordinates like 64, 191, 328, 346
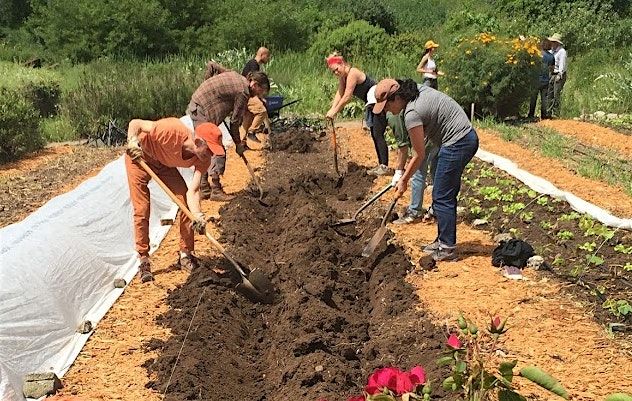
552, 47, 567, 74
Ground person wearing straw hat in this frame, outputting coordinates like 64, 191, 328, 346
547, 33, 567, 117
372, 78, 479, 262
416, 40, 444, 90
125, 118, 225, 282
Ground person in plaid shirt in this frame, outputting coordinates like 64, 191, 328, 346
186, 64, 270, 201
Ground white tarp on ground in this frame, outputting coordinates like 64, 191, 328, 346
0, 117, 231, 401
476, 148, 632, 230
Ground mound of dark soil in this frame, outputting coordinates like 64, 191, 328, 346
270, 127, 316, 153
144, 136, 451, 400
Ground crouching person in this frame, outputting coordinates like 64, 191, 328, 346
125, 118, 225, 282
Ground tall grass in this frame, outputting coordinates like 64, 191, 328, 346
58, 56, 207, 136
563, 47, 632, 116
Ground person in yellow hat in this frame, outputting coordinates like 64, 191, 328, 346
416, 40, 444, 90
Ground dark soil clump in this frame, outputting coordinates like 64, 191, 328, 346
270, 127, 316, 153
145, 132, 451, 400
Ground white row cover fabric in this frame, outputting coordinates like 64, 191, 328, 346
0, 118, 230, 401
476, 148, 632, 229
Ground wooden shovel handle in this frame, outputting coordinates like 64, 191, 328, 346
136, 158, 230, 257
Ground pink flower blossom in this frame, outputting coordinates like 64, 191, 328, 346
492, 316, 501, 330
409, 365, 427, 386
365, 366, 400, 395
447, 333, 462, 349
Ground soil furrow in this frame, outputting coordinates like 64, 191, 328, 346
144, 128, 449, 400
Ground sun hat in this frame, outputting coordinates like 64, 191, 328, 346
547, 33, 564, 45
372, 79, 400, 114
194, 123, 225, 156
424, 40, 439, 49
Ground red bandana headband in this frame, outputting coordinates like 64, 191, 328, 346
326, 56, 344, 67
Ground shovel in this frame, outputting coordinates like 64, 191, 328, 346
239, 153, 264, 201
137, 158, 274, 303
361, 194, 400, 257
329, 119, 340, 177
331, 183, 393, 227
221, 122, 265, 201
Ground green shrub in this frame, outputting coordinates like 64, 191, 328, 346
309, 20, 391, 61
0, 88, 44, 162
0, 61, 61, 117
60, 58, 204, 137
341, 0, 397, 34
40, 116, 77, 142
442, 33, 540, 117
27, 0, 175, 62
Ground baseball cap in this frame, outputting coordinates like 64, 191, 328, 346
194, 123, 225, 156
424, 40, 439, 49
372, 79, 400, 114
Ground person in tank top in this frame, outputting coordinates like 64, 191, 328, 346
416, 40, 444, 90
325, 53, 390, 176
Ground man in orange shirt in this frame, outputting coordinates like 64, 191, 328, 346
125, 118, 224, 282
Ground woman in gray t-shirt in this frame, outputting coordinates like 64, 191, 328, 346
372, 78, 479, 261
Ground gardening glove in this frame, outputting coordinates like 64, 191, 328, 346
191, 212, 206, 235
126, 137, 143, 160
391, 169, 404, 186
235, 141, 246, 157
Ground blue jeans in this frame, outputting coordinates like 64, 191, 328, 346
408, 144, 439, 216
432, 129, 479, 247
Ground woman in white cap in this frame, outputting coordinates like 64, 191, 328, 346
547, 33, 567, 117
325, 53, 390, 176
372, 78, 479, 261
416, 40, 444, 90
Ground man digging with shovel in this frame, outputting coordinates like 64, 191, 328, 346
125, 118, 225, 282
187, 66, 270, 201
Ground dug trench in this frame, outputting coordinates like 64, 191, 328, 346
142, 126, 451, 400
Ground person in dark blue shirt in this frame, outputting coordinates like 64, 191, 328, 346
528, 38, 555, 119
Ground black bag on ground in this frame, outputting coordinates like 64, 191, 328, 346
491, 239, 535, 268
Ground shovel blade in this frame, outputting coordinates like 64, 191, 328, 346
248, 268, 275, 303
362, 226, 388, 257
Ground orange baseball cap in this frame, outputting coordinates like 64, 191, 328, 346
194, 123, 225, 156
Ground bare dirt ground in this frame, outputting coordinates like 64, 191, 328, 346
0, 145, 120, 228
476, 129, 632, 218
12, 122, 631, 400
536, 119, 632, 159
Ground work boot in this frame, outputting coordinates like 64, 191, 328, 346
393, 209, 423, 225
422, 239, 440, 254
177, 253, 199, 272
208, 189, 234, 202
200, 172, 212, 200
247, 132, 261, 144
367, 164, 391, 176
432, 246, 458, 262
138, 261, 154, 283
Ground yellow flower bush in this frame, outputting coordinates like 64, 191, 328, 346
443, 33, 541, 117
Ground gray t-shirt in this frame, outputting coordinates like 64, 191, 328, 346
404, 86, 472, 147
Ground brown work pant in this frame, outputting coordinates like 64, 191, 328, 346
125, 155, 194, 257
241, 96, 269, 137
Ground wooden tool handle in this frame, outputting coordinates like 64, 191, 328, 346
137, 159, 230, 255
